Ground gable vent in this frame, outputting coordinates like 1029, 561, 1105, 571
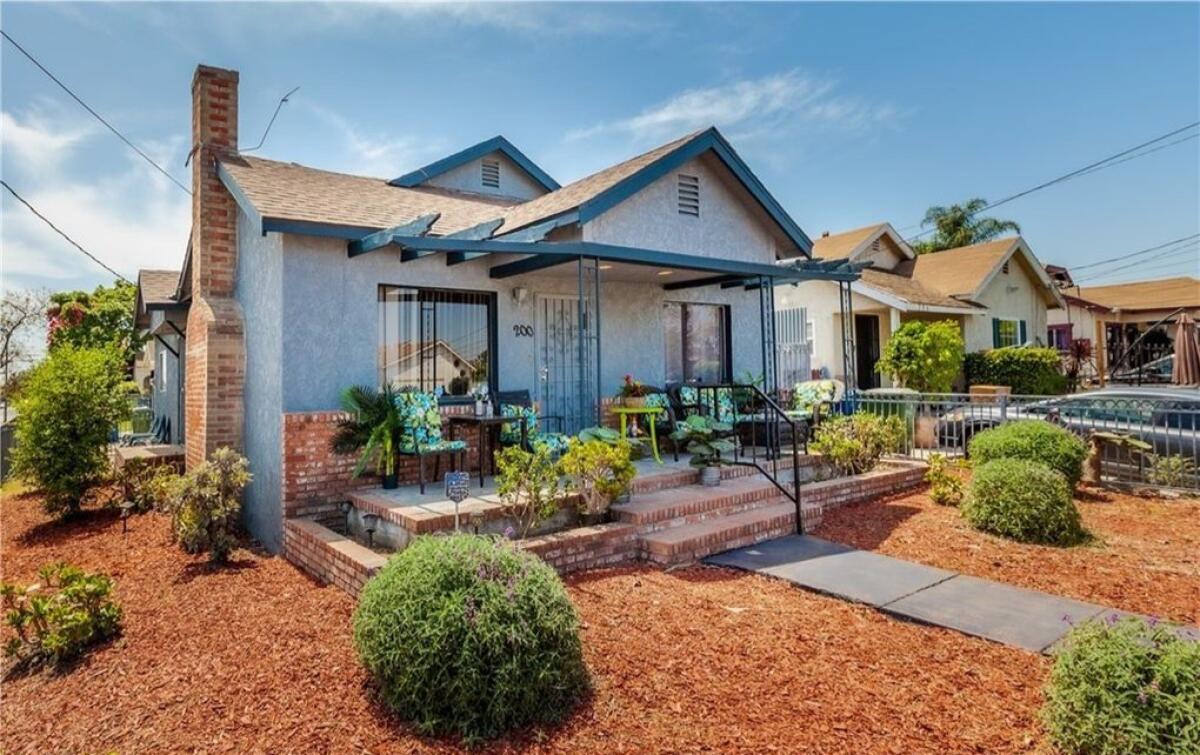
677, 173, 700, 217
481, 158, 500, 188
1001, 261, 1010, 275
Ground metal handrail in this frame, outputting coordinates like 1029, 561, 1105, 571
693, 383, 804, 534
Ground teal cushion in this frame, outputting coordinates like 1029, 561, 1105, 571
792, 380, 839, 416
532, 433, 571, 456
499, 404, 537, 443
394, 390, 449, 452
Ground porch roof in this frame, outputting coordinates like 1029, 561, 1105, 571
347, 233, 862, 288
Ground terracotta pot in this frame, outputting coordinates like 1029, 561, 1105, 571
699, 466, 721, 487
914, 416, 938, 449
622, 395, 647, 408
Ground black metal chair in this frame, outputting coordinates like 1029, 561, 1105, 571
494, 390, 570, 454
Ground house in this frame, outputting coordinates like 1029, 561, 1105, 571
133, 268, 187, 441
1046, 271, 1200, 379
774, 223, 1064, 388
136, 64, 834, 552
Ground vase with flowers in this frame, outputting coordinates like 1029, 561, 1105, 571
617, 374, 650, 408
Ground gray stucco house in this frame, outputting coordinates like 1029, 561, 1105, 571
141, 64, 830, 553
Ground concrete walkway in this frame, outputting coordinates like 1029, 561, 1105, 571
706, 535, 1199, 654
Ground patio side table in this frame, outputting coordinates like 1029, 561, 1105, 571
611, 405, 667, 464
447, 414, 527, 487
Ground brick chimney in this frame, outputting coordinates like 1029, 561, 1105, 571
185, 65, 246, 468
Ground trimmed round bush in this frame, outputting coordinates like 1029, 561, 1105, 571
353, 534, 590, 742
968, 420, 1087, 488
962, 458, 1087, 545
1043, 616, 1200, 755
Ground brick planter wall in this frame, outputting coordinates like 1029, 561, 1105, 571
799, 460, 926, 531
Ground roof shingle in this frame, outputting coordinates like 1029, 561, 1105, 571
907, 237, 1020, 299
137, 269, 182, 306
1073, 276, 1199, 312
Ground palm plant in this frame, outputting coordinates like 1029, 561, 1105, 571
912, 198, 1020, 254
330, 385, 404, 484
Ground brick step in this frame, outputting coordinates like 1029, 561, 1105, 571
612, 475, 786, 530
639, 499, 798, 566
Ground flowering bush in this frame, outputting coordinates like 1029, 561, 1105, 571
2, 562, 122, 672
1043, 615, 1200, 755
353, 535, 590, 742
617, 374, 650, 398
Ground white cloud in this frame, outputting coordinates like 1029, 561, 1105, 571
566, 69, 901, 145
1, 108, 190, 290
303, 102, 445, 177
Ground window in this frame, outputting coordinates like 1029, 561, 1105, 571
378, 286, 495, 400
993, 318, 1024, 348
774, 306, 812, 386
677, 174, 699, 217
664, 302, 730, 384
1048, 324, 1072, 352
157, 348, 169, 393
481, 159, 500, 188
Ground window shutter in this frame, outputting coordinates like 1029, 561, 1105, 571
992, 318, 1001, 348
1019, 320, 1028, 345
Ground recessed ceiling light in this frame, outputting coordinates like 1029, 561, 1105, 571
657, 270, 674, 276
598, 264, 613, 270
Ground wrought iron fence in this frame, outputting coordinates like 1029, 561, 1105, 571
828, 390, 1200, 492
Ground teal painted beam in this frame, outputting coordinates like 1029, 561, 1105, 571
495, 211, 578, 242
346, 213, 440, 257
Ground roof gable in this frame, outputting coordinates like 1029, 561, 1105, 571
389, 136, 560, 193
495, 127, 813, 256
813, 222, 914, 266
134, 268, 183, 327
1073, 276, 1200, 312
909, 237, 1062, 307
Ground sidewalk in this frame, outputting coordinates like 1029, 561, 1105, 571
706, 534, 1199, 653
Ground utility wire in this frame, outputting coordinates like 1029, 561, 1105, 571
242, 86, 299, 152
1068, 233, 1200, 272
902, 121, 1200, 239
1069, 133, 1199, 181
1072, 242, 1199, 283
1, 30, 192, 195
1, 180, 133, 284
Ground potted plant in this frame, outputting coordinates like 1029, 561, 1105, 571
617, 374, 651, 408
670, 414, 736, 486
330, 385, 405, 489
471, 384, 490, 417
560, 438, 636, 525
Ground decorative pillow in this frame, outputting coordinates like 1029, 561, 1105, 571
532, 432, 571, 456
500, 404, 538, 444
394, 390, 446, 452
790, 380, 840, 419
678, 385, 699, 408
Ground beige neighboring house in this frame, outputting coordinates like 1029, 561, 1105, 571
1046, 271, 1200, 380
774, 223, 1064, 389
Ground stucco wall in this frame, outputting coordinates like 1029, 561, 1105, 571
235, 208, 285, 551
966, 254, 1050, 351
276, 234, 773, 414
424, 151, 547, 201
775, 280, 900, 385
582, 154, 782, 263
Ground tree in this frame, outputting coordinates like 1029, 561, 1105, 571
875, 320, 965, 393
911, 199, 1021, 254
10, 346, 130, 517
1, 288, 49, 422
47, 280, 144, 367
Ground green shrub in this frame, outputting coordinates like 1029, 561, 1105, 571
2, 562, 122, 671
968, 420, 1088, 488
113, 460, 182, 514
964, 346, 1067, 395
810, 413, 904, 475
1043, 616, 1200, 755
167, 448, 250, 562
962, 458, 1087, 545
353, 534, 590, 742
925, 453, 967, 506
559, 438, 636, 516
874, 319, 965, 393
495, 444, 561, 537
1147, 454, 1197, 489
10, 345, 130, 517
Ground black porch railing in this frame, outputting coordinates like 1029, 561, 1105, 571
692, 383, 804, 534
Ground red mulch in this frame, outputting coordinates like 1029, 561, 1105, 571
2, 490, 1048, 754
815, 483, 1200, 626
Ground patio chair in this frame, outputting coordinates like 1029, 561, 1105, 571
495, 390, 571, 456
671, 384, 737, 424
121, 414, 171, 446
785, 379, 844, 440
395, 390, 468, 494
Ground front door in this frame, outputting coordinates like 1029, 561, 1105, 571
537, 295, 596, 434
854, 314, 881, 390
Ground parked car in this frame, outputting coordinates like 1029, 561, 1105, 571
936, 387, 1200, 461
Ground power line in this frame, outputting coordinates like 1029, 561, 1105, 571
1, 180, 133, 284
1068, 233, 1200, 272
903, 121, 1200, 239
1069, 133, 1200, 180
242, 86, 299, 153
1072, 242, 1199, 283
1, 30, 192, 196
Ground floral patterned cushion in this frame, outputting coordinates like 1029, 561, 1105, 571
678, 385, 699, 410
532, 432, 571, 456
788, 380, 841, 420
393, 391, 466, 454
675, 385, 734, 423
499, 404, 538, 444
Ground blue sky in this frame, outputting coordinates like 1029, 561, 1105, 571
2, 1, 1198, 296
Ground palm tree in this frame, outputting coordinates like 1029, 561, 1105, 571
330, 384, 404, 481
911, 199, 1021, 254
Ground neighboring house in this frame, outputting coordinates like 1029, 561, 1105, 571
133, 268, 187, 443
163, 64, 821, 552
775, 223, 1063, 388
1046, 271, 1200, 377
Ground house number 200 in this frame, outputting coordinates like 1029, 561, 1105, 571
512, 324, 534, 337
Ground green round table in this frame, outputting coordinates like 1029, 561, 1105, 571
611, 405, 667, 464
